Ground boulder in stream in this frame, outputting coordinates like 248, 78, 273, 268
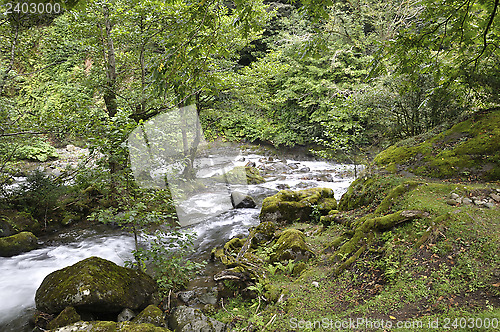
230, 191, 256, 208
35, 256, 158, 315
0, 231, 38, 256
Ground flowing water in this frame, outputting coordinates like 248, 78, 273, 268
0, 145, 360, 331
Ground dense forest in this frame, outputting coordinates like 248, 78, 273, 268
0, 0, 499, 331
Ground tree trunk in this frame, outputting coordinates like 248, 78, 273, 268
102, 4, 118, 118
0, 19, 19, 96
181, 93, 202, 180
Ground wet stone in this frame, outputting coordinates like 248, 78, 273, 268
117, 308, 136, 322
178, 291, 195, 303
462, 198, 473, 205
490, 193, 500, 202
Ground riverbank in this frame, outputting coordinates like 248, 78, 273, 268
205, 109, 500, 331
208, 173, 499, 331
0, 142, 360, 331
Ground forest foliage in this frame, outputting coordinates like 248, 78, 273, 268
0, 0, 498, 314
0, 0, 498, 180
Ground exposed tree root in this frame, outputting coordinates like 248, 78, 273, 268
329, 210, 430, 274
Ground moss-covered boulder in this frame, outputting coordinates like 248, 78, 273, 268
271, 229, 314, 262
260, 188, 337, 224
50, 321, 171, 331
35, 256, 158, 315
213, 166, 265, 185
132, 305, 166, 327
319, 210, 340, 226
251, 221, 276, 247
0, 210, 41, 237
374, 108, 500, 181
47, 306, 81, 330
169, 306, 226, 332
0, 231, 38, 256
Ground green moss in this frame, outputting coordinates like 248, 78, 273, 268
209, 173, 500, 332
211, 247, 236, 266
47, 306, 81, 330
271, 229, 314, 262
292, 261, 307, 276
244, 166, 266, 184
251, 221, 276, 245
0, 210, 41, 235
132, 305, 166, 327
49, 321, 171, 331
0, 231, 38, 257
35, 256, 157, 314
375, 145, 419, 165
260, 188, 336, 224
374, 108, 500, 180
61, 213, 80, 226
338, 175, 407, 212
264, 284, 282, 302
214, 166, 265, 184
374, 181, 421, 214
224, 237, 245, 252
317, 198, 337, 212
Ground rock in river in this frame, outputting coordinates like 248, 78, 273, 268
0, 231, 38, 257
230, 191, 256, 208
35, 256, 157, 315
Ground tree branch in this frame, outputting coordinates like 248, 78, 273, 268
0, 131, 47, 137
472, 0, 499, 67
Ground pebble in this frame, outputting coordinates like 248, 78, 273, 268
312, 281, 319, 288
462, 198, 473, 205
484, 202, 495, 209
490, 193, 500, 202
450, 193, 460, 200
446, 199, 458, 206
178, 290, 195, 303
117, 308, 135, 322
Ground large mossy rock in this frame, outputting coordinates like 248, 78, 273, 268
50, 321, 171, 331
374, 108, 500, 181
271, 229, 314, 262
259, 188, 337, 224
250, 221, 276, 247
0, 231, 38, 256
168, 306, 226, 332
35, 256, 158, 314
